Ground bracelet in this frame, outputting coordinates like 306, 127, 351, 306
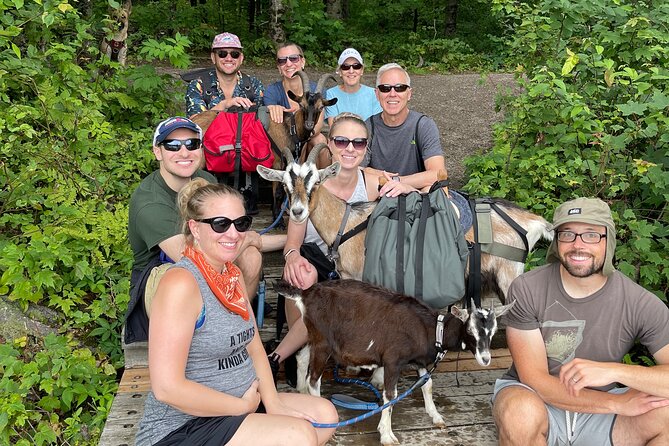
284, 248, 298, 260
392, 175, 400, 182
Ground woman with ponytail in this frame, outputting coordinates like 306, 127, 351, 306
135, 179, 336, 446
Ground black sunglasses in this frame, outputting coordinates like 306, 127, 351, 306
340, 62, 363, 71
330, 136, 368, 150
377, 84, 410, 93
277, 54, 302, 66
216, 50, 241, 59
161, 138, 201, 152
197, 215, 253, 233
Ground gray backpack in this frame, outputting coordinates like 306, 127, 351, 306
362, 182, 469, 308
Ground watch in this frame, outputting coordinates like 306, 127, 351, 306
392, 175, 400, 182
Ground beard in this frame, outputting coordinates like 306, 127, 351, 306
559, 249, 604, 278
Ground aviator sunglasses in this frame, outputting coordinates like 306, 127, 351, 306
197, 215, 253, 233
340, 62, 363, 71
377, 84, 410, 93
216, 50, 241, 59
161, 138, 202, 152
330, 136, 368, 150
277, 54, 303, 65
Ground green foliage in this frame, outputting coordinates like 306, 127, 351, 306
139, 32, 192, 69
0, 335, 117, 445
0, 0, 184, 442
465, 0, 669, 304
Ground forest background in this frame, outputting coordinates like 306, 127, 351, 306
0, 0, 667, 444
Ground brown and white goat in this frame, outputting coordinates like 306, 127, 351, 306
276, 279, 514, 446
258, 145, 553, 304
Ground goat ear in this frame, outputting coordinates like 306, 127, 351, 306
256, 165, 285, 183
287, 90, 302, 102
494, 300, 516, 318
324, 97, 338, 106
318, 162, 340, 182
451, 306, 468, 322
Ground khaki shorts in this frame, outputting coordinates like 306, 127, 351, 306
143, 263, 172, 317
492, 378, 627, 446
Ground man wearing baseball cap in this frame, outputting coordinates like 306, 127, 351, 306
324, 48, 381, 125
185, 32, 264, 117
492, 197, 669, 445
125, 117, 285, 344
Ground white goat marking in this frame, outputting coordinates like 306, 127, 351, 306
366, 340, 375, 351
378, 388, 399, 445
296, 346, 311, 394
418, 367, 446, 428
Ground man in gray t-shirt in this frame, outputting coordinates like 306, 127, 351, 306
361, 63, 446, 196
492, 197, 669, 445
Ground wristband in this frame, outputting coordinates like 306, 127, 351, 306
392, 175, 400, 182
284, 248, 298, 260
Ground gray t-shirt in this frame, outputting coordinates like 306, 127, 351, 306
502, 263, 669, 391
362, 110, 443, 175
135, 257, 256, 445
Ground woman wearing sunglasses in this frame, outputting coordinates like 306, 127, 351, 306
324, 48, 382, 126
135, 178, 337, 446
266, 113, 417, 385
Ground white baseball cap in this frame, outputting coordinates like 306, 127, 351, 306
337, 48, 363, 66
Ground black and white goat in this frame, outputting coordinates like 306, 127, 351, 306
258, 145, 553, 304
276, 279, 514, 446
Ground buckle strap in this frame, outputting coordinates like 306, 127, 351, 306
328, 203, 352, 262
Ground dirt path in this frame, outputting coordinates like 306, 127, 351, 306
171, 62, 517, 188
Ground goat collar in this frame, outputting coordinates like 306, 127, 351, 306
435, 314, 446, 354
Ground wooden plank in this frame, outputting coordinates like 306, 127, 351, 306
98, 391, 147, 446
118, 367, 151, 393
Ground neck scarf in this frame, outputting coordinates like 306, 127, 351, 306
184, 246, 250, 320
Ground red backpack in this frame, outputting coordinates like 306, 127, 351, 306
202, 109, 274, 175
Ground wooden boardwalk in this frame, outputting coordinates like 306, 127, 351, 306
100, 205, 510, 445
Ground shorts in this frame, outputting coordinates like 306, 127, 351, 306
154, 414, 248, 446
300, 242, 340, 282
492, 378, 627, 446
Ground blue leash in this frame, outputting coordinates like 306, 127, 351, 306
312, 371, 433, 428
258, 197, 288, 235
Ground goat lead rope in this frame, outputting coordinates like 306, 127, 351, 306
312, 353, 445, 429
258, 197, 289, 235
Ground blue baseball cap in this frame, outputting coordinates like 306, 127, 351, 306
153, 117, 203, 146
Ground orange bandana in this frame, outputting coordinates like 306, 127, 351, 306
184, 246, 250, 320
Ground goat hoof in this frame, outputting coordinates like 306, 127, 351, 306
380, 432, 400, 445
434, 419, 447, 429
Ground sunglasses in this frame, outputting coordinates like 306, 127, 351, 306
197, 215, 253, 233
330, 136, 368, 150
377, 84, 410, 93
216, 50, 241, 59
277, 54, 302, 66
161, 138, 202, 152
340, 62, 363, 71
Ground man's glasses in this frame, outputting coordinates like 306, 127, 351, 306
161, 138, 201, 152
377, 84, 410, 93
330, 136, 368, 150
277, 54, 302, 66
197, 215, 253, 233
556, 231, 607, 244
216, 50, 241, 59
340, 63, 363, 71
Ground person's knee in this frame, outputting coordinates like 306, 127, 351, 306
286, 418, 319, 445
493, 387, 548, 439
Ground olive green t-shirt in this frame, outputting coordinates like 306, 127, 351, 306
128, 170, 216, 273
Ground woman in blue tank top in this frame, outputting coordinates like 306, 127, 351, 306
135, 180, 337, 446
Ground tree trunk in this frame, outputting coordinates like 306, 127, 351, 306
444, 0, 458, 35
248, 0, 256, 31
342, 0, 349, 19
269, 0, 286, 43
325, 0, 343, 19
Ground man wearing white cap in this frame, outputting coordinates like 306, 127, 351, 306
492, 197, 669, 445
324, 48, 381, 125
186, 32, 264, 117
125, 117, 285, 344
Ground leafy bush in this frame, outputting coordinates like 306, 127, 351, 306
465, 0, 669, 300
0, 0, 183, 442
0, 335, 117, 445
